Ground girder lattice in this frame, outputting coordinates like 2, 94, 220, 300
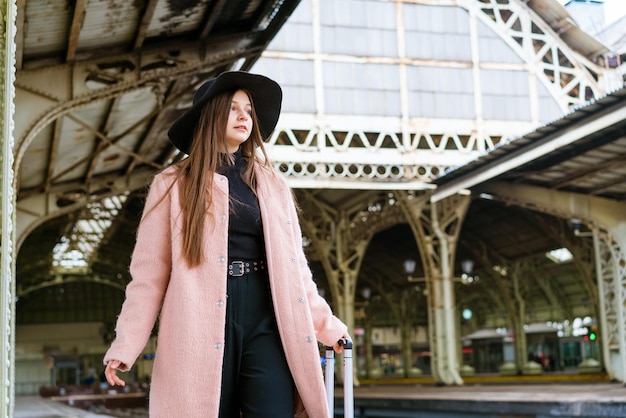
468, 0, 606, 108
595, 230, 626, 381
1, 0, 17, 415
261, 0, 612, 188
267, 117, 508, 189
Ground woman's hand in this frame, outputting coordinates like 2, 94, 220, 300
105, 360, 127, 387
332, 335, 352, 354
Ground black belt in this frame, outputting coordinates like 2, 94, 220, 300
228, 259, 266, 277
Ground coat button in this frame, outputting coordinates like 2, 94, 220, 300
305, 336, 312, 343
216, 300, 224, 307
220, 214, 226, 221
291, 256, 296, 262
286, 219, 292, 224
298, 297, 304, 303
218, 256, 225, 263
214, 343, 222, 349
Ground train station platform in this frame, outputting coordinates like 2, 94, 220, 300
14, 378, 626, 418
14, 395, 116, 418
338, 381, 626, 417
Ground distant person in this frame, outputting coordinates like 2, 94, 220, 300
548, 354, 556, 371
102, 71, 350, 417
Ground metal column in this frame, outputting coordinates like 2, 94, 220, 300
1, 0, 18, 415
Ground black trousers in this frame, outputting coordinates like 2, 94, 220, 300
218, 268, 295, 418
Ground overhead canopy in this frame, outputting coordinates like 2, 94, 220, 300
526, 0, 609, 59
13, 0, 624, 331
432, 85, 626, 203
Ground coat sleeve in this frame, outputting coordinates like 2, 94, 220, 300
103, 172, 174, 370
286, 188, 348, 347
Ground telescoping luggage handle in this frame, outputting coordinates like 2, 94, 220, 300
324, 338, 353, 418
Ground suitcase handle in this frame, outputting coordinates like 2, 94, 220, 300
338, 338, 353, 350
325, 337, 352, 350
324, 338, 354, 418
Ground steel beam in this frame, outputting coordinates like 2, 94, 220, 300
479, 182, 626, 381
1, 1, 17, 415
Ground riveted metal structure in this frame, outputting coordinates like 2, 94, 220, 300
255, 0, 619, 191
1, 1, 17, 416
251, 0, 625, 384
594, 229, 626, 383
2, 0, 626, 406
3, 0, 304, 410
432, 78, 626, 381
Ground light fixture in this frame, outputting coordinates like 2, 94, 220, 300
462, 308, 473, 320
459, 258, 478, 284
570, 218, 582, 233
570, 218, 593, 237
461, 259, 474, 275
403, 259, 416, 275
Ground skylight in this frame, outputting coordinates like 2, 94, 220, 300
51, 194, 128, 274
545, 247, 573, 264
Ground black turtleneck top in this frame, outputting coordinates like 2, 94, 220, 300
220, 149, 266, 261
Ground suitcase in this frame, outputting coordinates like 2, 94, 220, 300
324, 339, 354, 418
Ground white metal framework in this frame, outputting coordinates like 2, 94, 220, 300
1, 1, 17, 415
249, 0, 623, 384
256, 0, 617, 189
3, 0, 625, 402
594, 230, 626, 381
477, 181, 626, 382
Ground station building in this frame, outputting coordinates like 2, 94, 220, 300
1, 0, 625, 415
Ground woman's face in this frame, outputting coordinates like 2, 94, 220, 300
225, 89, 253, 153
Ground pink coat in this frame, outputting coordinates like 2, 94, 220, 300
103, 162, 347, 418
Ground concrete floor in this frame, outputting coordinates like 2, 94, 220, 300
14, 396, 114, 418
14, 382, 626, 417
350, 382, 626, 402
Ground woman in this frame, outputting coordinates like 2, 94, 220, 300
103, 71, 349, 418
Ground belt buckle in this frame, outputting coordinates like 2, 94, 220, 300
229, 261, 245, 277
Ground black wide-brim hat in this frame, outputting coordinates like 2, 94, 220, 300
168, 71, 282, 154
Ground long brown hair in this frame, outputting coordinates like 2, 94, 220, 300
172, 89, 272, 267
